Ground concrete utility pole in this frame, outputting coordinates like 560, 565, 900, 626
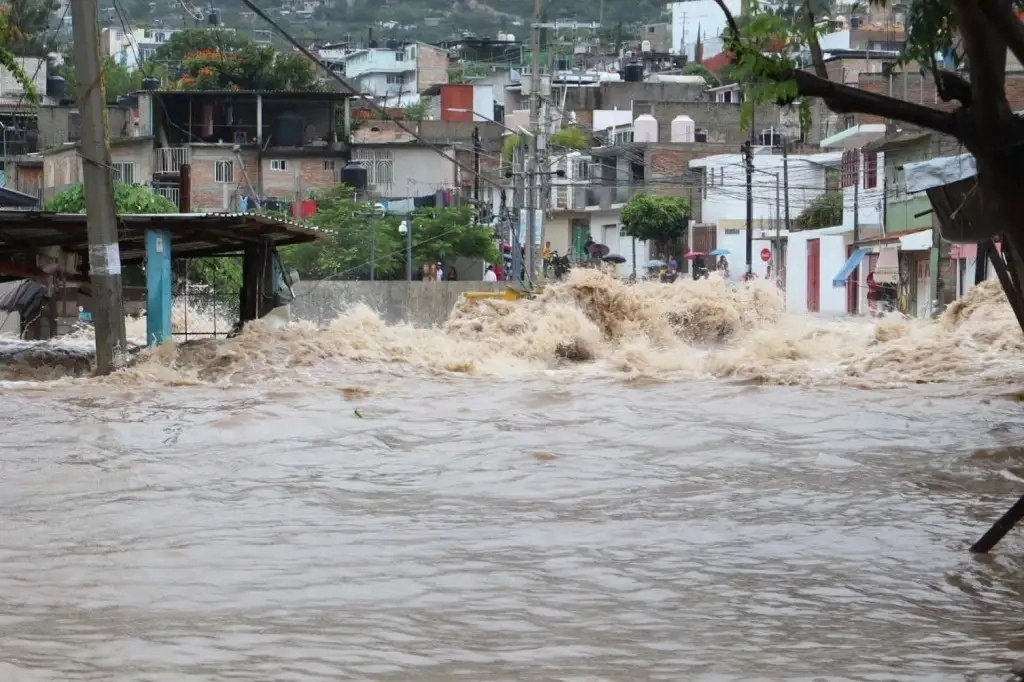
742, 140, 753, 278
72, 0, 127, 374
782, 138, 791, 232
526, 0, 543, 284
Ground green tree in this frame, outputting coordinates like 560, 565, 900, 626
620, 193, 691, 250
0, 7, 41, 102
280, 187, 499, 280
793, 192, 842, 230
44, 183, 241, 290
549, 127, 591, 151
153, 28, 249, 65
2, 0, 58, 55
59, 58, 166, 103
403, 100, 429, 122
714, 0, 1021, 251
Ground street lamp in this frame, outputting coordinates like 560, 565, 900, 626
397, 216, 412, 282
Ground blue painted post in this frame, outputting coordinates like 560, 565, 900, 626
145, 229, 172, 346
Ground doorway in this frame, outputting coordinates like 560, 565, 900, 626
807, 238, 820, 313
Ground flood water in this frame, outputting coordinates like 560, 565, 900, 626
1, 272, 1023, 681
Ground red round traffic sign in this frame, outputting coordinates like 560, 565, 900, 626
760, 248, 772, 262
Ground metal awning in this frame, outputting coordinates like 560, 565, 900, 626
832, 247, 869, 287
0, 211, 322, 262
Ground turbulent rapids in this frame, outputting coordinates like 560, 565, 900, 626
1, 270, 1021, 387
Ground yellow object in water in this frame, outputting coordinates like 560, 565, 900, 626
462, 288, 532, 303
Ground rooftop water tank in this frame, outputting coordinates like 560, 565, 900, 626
670, 114, 695, 143
141, 76, 160, 91
623, 62, 644, 82
505, 33, 516, 42
274, 113, 306, 147
634, 114, 658, 143
641, 39, 652, 53
340, 160, 368, 191
45, 74, 66, 100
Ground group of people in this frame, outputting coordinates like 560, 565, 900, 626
418, 262, 457, 281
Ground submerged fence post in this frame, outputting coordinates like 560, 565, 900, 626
145, 229, 173, 346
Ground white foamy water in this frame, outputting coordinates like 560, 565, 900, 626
1, 272, 1023, 680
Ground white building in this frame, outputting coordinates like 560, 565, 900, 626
101, 27, 180, 72
690, 150, 841, 281
818, 122, 887, 233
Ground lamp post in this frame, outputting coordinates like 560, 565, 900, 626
398, 215, 412, 281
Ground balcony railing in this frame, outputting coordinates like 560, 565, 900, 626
156, 147, 189, 174
581, 184, 639, 208
154, 185, 180, 207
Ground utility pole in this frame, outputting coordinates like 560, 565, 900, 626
512, 143, 525, 283
526, 0, 543, 284
774, 172, 781, 282
853, 152, 860, 249
782, 138, 791, 232
72, 0, 127, 375
742, 140, 753, 279
472, 125, 481, 206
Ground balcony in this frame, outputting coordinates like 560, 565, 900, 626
154, 185, 180, 208
582, 184, 638, 209
156, 147, 189, 174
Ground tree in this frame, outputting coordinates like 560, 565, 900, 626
714, 0, 1024, 251
1, 0, 58, 55
549, 127, 592, 150
59, 58, 165, 103
620, 193, 691, 250
280, 187, 499, 280
153, 28, 249, 65
44, 183, 241, 290
793, 192, 842, 230
174, 43, 321, 91
0, 6, 42, 102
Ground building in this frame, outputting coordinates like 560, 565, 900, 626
690, 150, 840, 282
349, 119, 503, 203
39, 89, 354, 212
326, 43, 449, 104
101, 26, 180, 71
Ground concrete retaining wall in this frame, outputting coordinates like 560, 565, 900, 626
291, 281, 511, 327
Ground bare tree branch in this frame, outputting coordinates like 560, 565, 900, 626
802, 0, 829, 80
793, 71, 961, 136
935, 68, 973, 106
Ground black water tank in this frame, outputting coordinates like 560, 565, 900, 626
142, 76, 160, 91
556, 58, 569, 70
623, 62, 644, 82
274, 113, 306, 147
340, 160, 368, 191
46, 74, 65, 99
208, 9, 219, 25
493, 103, 505, 124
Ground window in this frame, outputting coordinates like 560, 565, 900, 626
648, 25, 656, 33
395, 51, 404, 61
351, 149, 394, 187
386, 74, 405, 84
572, 159, 590, 180
270, 159, 288, 171
141, 47, 155, 61
863, 151, 878, 189
841, 150, 860, 188
111, 161, 135, 184
323, 159, 336, 171
215, 160, 234, 184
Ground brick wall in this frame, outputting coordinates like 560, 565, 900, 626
416, 43, 449, 95
41, 138, 152, 201
260, 156, 339, 200
189, 146, 254, 212
856, 71, 1024, 125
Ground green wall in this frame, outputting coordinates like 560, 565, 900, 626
886, 196, 932, 233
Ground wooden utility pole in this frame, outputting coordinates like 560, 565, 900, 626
525, 0, 543, 283
72, 0, 127, 374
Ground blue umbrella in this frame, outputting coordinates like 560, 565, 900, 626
709, 248, 730, 256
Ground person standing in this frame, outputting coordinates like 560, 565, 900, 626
483, 265, 498, 282
542, 241, 552, 278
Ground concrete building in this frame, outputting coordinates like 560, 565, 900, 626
39, 90, 354, 212
326, 43, 449, 103
101, 26, 179, 71
690, 150, 840, 282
